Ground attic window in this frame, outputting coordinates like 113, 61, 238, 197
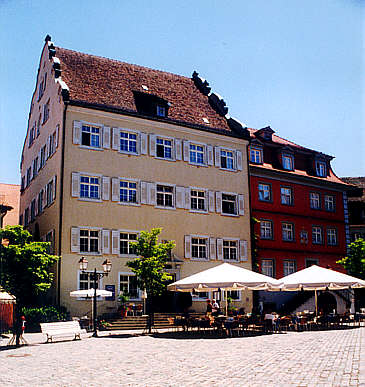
282, 152, 294, 171
133, 91, 169, 118
156, 105, 166, 117
202, 117, 209, 124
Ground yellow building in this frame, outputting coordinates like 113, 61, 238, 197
19, 36, 252, 317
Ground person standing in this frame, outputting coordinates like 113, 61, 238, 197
206, 299, 213, 316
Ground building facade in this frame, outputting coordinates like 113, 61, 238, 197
19, 37, 252, 316
248, 126, 352, 310
0, 183, 20, 228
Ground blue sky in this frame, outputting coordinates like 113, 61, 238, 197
1, 0, 363, 185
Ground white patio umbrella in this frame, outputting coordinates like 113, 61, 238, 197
0, 290, 16, 303
275, 265, 365, 315
167, 263, 281, 315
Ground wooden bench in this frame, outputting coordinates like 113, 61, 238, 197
40, 321, 87, 343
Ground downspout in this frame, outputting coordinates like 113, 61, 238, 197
57, 102, 68, 305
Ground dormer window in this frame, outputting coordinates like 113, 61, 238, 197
249, 146, 263, 164
133, 91, 169, 118
282, 153, 294, 171
156, 105, 166, 117
315, 160, 326, 177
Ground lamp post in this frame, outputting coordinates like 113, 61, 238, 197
79, 257, 112, 337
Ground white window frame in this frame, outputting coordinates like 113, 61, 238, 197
155, 136, 174, 161
189, 142, 206, 166
118, 272, 141, 301
283, 260, 296, 276
260, 220, 273, 240
258, 183, 272, 202
282, 153, 294, 171
79, 174, 102, 201
249, 146, 263, 164
119, 128, 139, 155
222, 238, 239, 262
327, 228, 338, 246
119, 178, 139, 206
282, 222, 294, 242
77, 270, 103, 300
316, 160, 327, 177
310, 192, 321, 209
156, 182, 175, 209
190, 235, 209, 261
221, 192, 238, 216
220, 148, 235, 171
222, 290, 241, 301
189, 187, 208, 213
81, 122, 103, 150
312, 226, 323, 244
324, 195, 335, 212
119, 230, 139, 257
261, 259, 275, 278
280, 187, 293, 205
79, 227, 102, 255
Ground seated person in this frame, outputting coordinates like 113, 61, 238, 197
212, 299, 220, 316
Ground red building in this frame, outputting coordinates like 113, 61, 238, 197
248, 126, 352, 281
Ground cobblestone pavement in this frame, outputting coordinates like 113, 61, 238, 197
0, 327, 364, 387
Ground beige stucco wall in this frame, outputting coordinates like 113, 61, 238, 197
60, 106, 252, 316
0, 183, 20, 227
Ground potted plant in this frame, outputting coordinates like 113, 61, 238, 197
118, 293, 130, 318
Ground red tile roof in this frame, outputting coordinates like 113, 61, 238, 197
55, 47, 231, 132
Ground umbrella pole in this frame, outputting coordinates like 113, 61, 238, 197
225, 289, 228, 316
315, 289, 318, 316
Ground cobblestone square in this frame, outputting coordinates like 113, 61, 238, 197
0, 327, 364, 387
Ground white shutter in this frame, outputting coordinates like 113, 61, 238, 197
73, 121, 81, 145
52, 176, 57, 201
140, 182, 148, 204
147, 182, 156, 205
209, 238, 216, 260
240, 240, 248, 261
71, 227, 80, 253
112, 128, 119, 150
71, 172, 80, 197
102, 176, 110, 200
112, 230, 120, 255
208, 191, 215, 212
140, 132, 148, 155
175, 186, 185, 209
111, 178, 119, 201
236, 150, 243, 171
175, 139, 182, 160
183, 141, 190, 161
217, 238, 223, 260
184, 187, 190, 209
184, 235, 191, 258
149, 134, 156, 157
238, 194, 245, 215
55, 125, 59, 148
103, 126, 110, 149
215, 192, 222, 213
102, 229, 110, 254
214, 146, 221, 167
207, 145, 213, 166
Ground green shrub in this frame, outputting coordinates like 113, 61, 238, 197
21, 305, 69, 332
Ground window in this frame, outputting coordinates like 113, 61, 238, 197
42, 101, 50, 124
226, 290, 240, 300
21, 176, 25, 191
300, 230, 308, 244
327, 228, 337, 246
316, 161, 326, 177
119, 274, 139, 299
19, 214, 23, 226
120, 131, 137, 153
282, 223, 294, 242
45, 231, 54, 254
29, 126, 35, 147
49, 131, 57, 156
220, 149, 234, 170
306, 258, 318, 268
310, 192, 320, 209
38, 190, 43, 214
36, 116, 41, 137
261, 259, 274, 277
120, 181, 137, 204
249, 147, 263, 164
46, 180, 54, 206
283, 260, 296, 276
156, 105, 166, 117
156, 138, 172, 159
119, 233, 137, 255
280, 187, 293, 205
30, 199, 36, 222
222, 194, 237, 215
189, 143, 205, 165
26, 167, 32, 187
38, 73, 47, 101
40, 145, 46, 168
260, 220, 273, 239
32, 158, 38, 179
81, 124, 101, 148
24, 208, 29, 227
156, 185, 174, 207
191, 189, 206, 211
79, 271, 101, 291
282, 153, 294, 170
80, 176, 100, 200
312, 226, 323, 244
193, 291, 210, 300
258, 183, 271, 202
80, 229, 100, 253
223, 240, 238, 261
324, 195, 335, 212
191, 238, 208, 259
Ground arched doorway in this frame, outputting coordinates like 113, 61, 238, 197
318, 291, 337, 314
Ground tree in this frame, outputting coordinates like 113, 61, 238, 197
337, 238, 365, 279
0, 225, 58, 345
127, 228, 175, 332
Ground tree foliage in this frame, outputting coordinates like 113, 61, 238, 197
0, 225, 59, 306
337, 238, 365, 280
126, 228, 175, 297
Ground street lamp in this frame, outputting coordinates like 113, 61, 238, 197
78, 257, 112, 337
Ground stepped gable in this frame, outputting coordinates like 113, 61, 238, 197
55, 47, 231, 132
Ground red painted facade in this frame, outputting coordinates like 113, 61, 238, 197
249, 127, 351, 280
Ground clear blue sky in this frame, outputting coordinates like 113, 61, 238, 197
1, 0, 363, 185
